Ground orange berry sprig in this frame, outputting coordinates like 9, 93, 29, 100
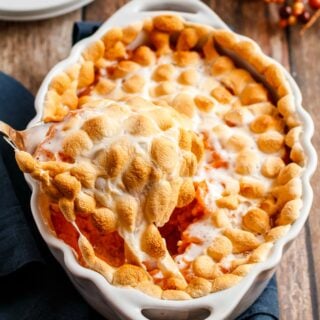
278, 1, 310, 28
264, 0, 320, 33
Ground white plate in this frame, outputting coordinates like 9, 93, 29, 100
0, 0, 76, 12
0, 0, 93, 21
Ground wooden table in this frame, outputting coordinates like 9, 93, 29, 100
0, 1, 319, 319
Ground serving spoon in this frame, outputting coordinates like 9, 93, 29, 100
0, 120, 49, 152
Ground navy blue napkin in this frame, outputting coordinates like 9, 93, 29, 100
0, 21, 279, 320
0, 72, 102, 320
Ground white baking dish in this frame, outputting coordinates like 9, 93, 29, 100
25, 0, 317, 319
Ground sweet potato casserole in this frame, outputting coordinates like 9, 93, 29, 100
15, 14, 305, 300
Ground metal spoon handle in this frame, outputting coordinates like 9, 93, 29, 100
0, 121, 25, 150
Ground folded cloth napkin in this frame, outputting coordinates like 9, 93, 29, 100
0, 21, 279, 320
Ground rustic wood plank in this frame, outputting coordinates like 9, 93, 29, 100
84, 0, 129, 21
0, 10, 81, 95
287, 23, 320, 320
277, 231, 314, 319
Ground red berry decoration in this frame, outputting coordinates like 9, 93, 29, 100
265, 0, 320, 34
279, 18, 289, 27
299, 10, 311, 22
279, 5, 292, 18
308, 0, 320, 9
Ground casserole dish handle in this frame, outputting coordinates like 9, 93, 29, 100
114, 290, 244, 320
105, 0, 230, 29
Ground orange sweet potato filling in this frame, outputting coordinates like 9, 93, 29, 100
50, 181, 210, 280
50, 205, 81, 257
50, 205, 124, 267
76, 213, 124, 267
159, 182, 207, 256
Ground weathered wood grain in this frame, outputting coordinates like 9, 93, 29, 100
84, 0, 129, 21
0, 10, 81, 95
277, 230, 315, 319
287, 22, 320, 320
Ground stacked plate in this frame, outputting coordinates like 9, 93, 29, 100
0, 0, 93, 21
